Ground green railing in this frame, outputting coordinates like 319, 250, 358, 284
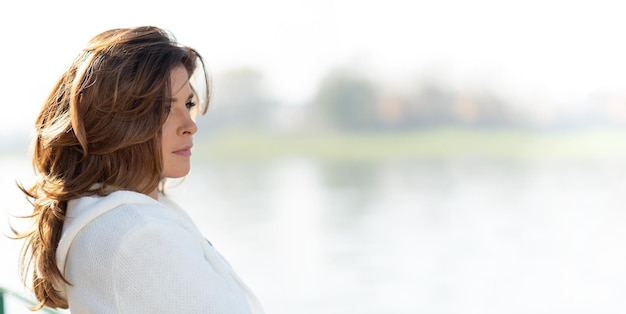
0, 286, 63, 314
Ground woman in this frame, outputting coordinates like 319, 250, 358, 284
14, 26, 264, 313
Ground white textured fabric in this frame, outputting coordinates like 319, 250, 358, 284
55, 190, 264, 314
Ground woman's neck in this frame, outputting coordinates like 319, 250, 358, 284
148, 189, 159, 200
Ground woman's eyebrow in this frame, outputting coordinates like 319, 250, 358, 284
170, 93, 194, 102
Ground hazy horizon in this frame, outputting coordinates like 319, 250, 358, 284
3, 0, 626, 136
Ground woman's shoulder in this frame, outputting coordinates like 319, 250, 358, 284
57, 190, 200, 272
65, 190, 195, 237
67, 190, 160, 216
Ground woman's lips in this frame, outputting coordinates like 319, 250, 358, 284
173, 146, 192, 156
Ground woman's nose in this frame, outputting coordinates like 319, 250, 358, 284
181, 112, 198, 135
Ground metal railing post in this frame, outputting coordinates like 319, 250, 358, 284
0, 286, 6, 314
0, 285, 64, 314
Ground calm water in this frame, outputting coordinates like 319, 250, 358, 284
2, 155, 626, 313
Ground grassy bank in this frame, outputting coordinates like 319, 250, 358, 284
194, 128, 626, 161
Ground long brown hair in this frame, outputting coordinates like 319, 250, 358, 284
13, 26, 210, 309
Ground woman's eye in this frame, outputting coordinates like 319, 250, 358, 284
185, 101, 197, 110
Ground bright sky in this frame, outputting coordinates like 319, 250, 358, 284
2, 0, 626, 135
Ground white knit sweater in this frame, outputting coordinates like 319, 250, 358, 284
55, 190, 264, 313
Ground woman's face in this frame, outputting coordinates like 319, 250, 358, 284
161, 65, 198, 178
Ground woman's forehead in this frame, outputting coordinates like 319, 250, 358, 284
170, 66, 192, 100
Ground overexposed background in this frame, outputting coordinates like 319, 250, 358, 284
2, 0, 626, 135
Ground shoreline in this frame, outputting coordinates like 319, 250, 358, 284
193, 127, 626, 161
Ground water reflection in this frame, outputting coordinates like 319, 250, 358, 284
165, 157, 624, 313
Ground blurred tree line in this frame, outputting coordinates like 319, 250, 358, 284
196, 65, 626, 135
312, 67, 526, 130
